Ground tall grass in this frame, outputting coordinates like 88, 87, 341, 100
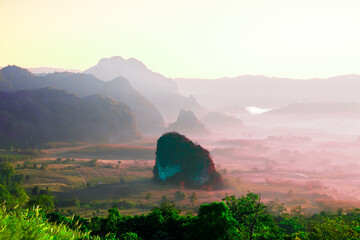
0, 205, 97, 240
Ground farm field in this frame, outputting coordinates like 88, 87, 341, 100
10, 133, 360, 218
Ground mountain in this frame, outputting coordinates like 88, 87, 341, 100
0, 66, 165, 134
201, 112, 245, 131
267, 102, 360, 118
175, 75, 360, 110
84, 56, 205, 121
167, 109, 209, 136
0, 88, 140, 147
98, 77, 165, 134
27, 67, 81, 74
0, 71, 11, 91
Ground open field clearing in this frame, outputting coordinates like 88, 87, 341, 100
8, 133, 360, 217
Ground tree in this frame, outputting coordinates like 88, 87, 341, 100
7, 183, 29, 208
119, 232, 142, 240
27, 195, 54, 212
161, 195, 169, 204
32, 186, 40, 195
223, 192, 268, 240
174, 190, 187, 201
89, 158, 98, 167
267, 199, 287, 216
0, 162, 14, 185
40, 163, 48, 170
0, 184, 10, 203
309, 217, 359, 239
189, 192, 198, 206
145, 192, 151, 201
188, 202, 237, 240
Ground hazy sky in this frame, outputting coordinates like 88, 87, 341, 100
1, 0, 360, 79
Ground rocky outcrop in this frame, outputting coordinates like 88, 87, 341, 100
167, 109, 209, 136
153, 132, 223, 189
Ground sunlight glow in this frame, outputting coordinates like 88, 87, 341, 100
1, 0, 360, 78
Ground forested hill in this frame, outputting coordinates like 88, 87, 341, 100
0, 87, 140, 148
0, 66, 165, 134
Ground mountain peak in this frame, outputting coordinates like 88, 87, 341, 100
98, 56, 125, 64
97, 56, 148, 70
167, 109, 209, 135
2, 65, 33, 77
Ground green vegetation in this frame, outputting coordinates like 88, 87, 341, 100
43, 195, 360, 240
1, 145, 360, 239
1, 186, 360, 239
0, 161, 29, 209
58, 144, 155, 160
0, 206, 95, 240
174, 190, 187, 201
0, 148, 43, 162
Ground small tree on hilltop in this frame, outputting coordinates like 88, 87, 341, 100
145, 192, 151, 201
189, 192, 198, 206
89, 158, 98, 167
161, 195, 169, 204
175, 190, 187, 201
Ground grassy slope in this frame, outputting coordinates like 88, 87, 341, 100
0, 206, 96, 240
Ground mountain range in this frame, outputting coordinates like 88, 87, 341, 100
266, 102, 360, 118
0, 66, 164, 134
175, 75, 360, 109
84, 56, 205, 121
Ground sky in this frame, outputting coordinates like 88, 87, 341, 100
1, 0, 360, 79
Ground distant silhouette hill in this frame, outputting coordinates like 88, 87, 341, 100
27, 67, 81, 74
84, 56, 205, 121
0, 88, 140, 147
167, 109, 209, 136
201, 112, 245, 130
153, 132, 223, 189
175, 75, 360, 109
266, 102, 360, 118
0, 66, 165, 134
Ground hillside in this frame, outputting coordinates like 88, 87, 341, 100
0, 66, 165, 134
0, 88, 140, 147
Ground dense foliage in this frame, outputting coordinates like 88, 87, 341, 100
2, 186, 360, 239
44, 196, 360, 240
